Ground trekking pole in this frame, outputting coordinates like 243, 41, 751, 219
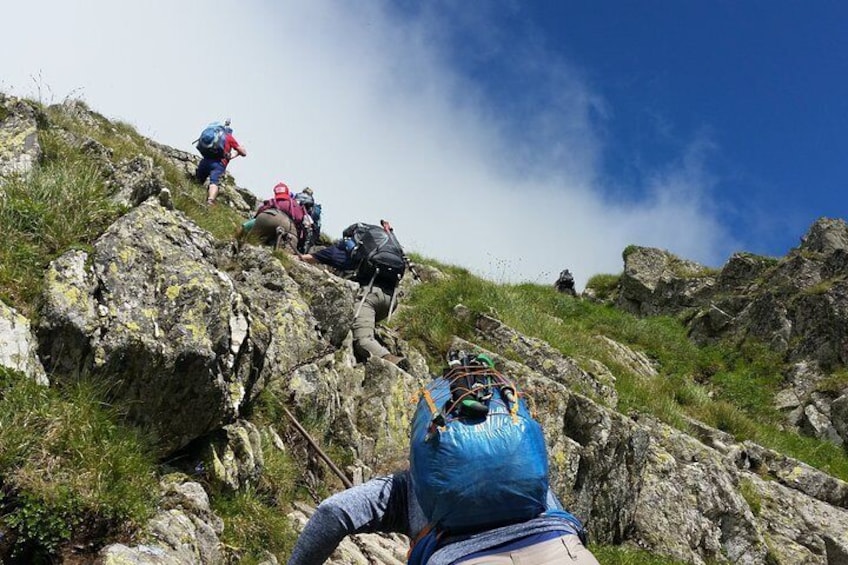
282, 405, 353, 489
379, 219, 421, 281
274, 227, 284, 251
354, 270, 378, 318
386, 284, 399, 322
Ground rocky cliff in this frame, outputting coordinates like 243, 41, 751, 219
1, 93, 847, 564
613, 223, 848, 450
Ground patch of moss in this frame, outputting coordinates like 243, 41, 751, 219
622, 244, 639, 260
585, 273, 621, 300
815, 368, 848, 394
738, 478, 762, 516
802, 279, 835, 295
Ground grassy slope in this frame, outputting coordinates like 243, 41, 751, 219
397, 258, 848, 481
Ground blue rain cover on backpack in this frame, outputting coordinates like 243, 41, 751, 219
196, 122, 227, 159
409, 370, 549, 533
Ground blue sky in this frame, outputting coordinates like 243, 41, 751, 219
391, 1, 848, 257
2, 1, 846, 287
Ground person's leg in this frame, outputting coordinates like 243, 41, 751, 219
206, 162, 227, 205
195, 159, 212, 183
275, 214, 299, 252
253, 211, 296, 248
352, 287, 391, 360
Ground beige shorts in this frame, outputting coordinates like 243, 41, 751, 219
456, 534, 600, 565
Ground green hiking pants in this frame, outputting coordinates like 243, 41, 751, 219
352, 285, 395, 360
253, 210, 298, 251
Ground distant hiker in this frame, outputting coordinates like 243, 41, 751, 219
554, 269, 577, 296
242, 182, 310, 252
293, 187, 322, 253
287, 352, 599, 565
297, 220, 410, 369
193, 120, 247, 206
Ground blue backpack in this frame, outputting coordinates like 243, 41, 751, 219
196, 122, 227, 159
409, 353, 549, 534
310, 202, 322, 223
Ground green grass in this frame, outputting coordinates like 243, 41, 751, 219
0, 368, 157, 558
397, 269, 848, 481
212, 443, 300, 563
738, 478, 762, 516
213, 488, 297, 564
0, 130, 123, 315
592, 545, 689, 564
0, 102, 251, 318
42, 103, 247, 242
585, 273, 621, 300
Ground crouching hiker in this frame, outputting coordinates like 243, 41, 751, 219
241, 182, 311, 252
297, 220, 410, 370
287, 352, 599, 565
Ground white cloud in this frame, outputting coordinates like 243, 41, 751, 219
2, 0, 734, 288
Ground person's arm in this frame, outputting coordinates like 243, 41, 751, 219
298, 253, 318, 264
299, 245, 350, 269
287, 473, 410, 565
226, 134, 247, 159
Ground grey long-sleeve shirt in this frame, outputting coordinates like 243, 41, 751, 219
287, 470, 579, 565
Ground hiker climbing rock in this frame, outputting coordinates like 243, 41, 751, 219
240, 182, 311, 252
554, 269, 577, 296
287, 352, 599, 565
193, 119, 247, 206
293, 187, 322, 253
297, 220, 411, 370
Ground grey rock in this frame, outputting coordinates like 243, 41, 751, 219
97, 477, 224, 565
800, 217, 848, 255
716, 252, 776, 293
38, 201, 321, 454
204, 420, 264, 492
0, 94, 40, 178
617, 246, 716, 317
0, 301, 48, 385
473, 313, 618, 407
833, 394, 848, 446
595, 335, 658, 380
800, 404, 843, 446
109, 155, 167, 208
285, 257, 357, 347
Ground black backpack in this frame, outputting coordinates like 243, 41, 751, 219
555, 269, 576, 294
344, 223, 406, 286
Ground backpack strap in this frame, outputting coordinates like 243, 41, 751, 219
543, 509, 588, 546
407, 525, 441, 565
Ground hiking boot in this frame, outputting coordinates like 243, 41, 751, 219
381, 354, 410, 370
